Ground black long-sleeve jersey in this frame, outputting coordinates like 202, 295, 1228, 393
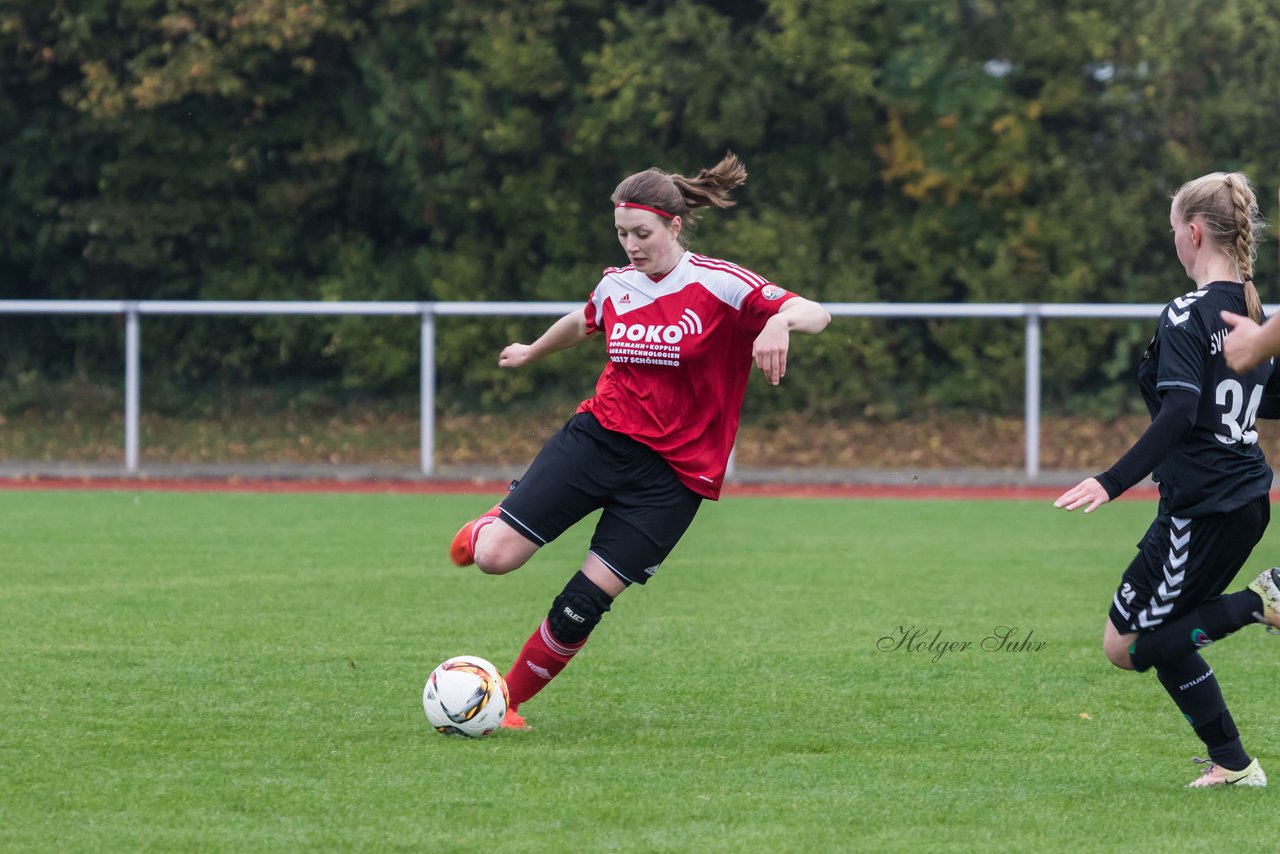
1137, 280, 1280, 516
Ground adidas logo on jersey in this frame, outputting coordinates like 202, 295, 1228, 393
619, 293, 631, 303
609, 309, 703, 344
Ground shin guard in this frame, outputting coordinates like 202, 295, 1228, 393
503, 572, 613, 708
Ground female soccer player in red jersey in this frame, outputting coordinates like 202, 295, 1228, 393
448, 153, 830, 729
1055, 172, 1280, 787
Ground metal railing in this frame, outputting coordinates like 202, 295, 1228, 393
0, 299, 1176, 479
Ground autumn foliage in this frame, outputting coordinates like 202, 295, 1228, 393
3, 1, 1279, 417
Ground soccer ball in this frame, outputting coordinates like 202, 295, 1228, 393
423, 656, 509, 738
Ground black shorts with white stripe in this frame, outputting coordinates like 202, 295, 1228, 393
497, 412, 703, 586
1108, 494, 1269, 634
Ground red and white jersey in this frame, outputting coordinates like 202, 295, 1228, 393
579, 250, 797, 499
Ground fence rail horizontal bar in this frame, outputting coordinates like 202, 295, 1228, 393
5, 298, 1263, 480
5, 299, 1230, 318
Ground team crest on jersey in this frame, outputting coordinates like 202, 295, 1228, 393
761, 284, 785, 300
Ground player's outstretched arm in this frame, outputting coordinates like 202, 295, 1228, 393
1221, 310, 1280, 373
752, 297, 831, 385
499, 308, 592, 369
1054, 389, 1196, 513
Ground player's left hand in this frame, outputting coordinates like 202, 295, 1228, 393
1053, 477, 1110, 513
752, 318, 790, 385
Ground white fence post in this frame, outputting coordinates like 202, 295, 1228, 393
124, 303, 141, 474
1024, 307, 1041, 480
420, 306, 436, 477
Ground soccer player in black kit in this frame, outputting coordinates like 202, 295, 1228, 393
1056, 172, 1280, 788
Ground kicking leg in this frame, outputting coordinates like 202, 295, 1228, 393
501, 554, 623, 728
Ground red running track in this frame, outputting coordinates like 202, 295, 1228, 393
0, 474, 1162, 502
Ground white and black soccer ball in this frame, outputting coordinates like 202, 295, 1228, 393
423, 656, 509, 738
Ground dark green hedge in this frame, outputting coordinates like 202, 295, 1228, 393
3, 1, 1278, 416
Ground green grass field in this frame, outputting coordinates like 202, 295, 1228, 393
1, 489, 1276, 851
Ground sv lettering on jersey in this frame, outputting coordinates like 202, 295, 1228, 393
1208, 327, 1229, 355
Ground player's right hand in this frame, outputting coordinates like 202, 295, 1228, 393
498, 343, 535, 368
1053, 477, 1110, 514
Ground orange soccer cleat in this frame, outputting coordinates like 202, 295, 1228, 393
449, 503, 502, 566
500, 706, 528, 730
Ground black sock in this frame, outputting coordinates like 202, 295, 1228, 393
1155, 652, 1250, 771
1130, 590, 1261, 672
1195, 712, 1249, 771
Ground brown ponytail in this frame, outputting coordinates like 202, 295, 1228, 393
611, 153, 748, 247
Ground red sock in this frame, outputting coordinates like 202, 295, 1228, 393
503, 619, 586, 709
469, 514, 498, 554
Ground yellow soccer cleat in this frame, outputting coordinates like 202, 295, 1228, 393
1187, 757, 1267, 788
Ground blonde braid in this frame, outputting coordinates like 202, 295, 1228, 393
1225, 174, 1262, 321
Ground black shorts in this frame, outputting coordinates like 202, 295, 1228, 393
1108, 495, 1270, 633
497, 412, 703, 586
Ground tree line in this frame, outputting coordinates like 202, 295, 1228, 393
3, 0, 1278, 417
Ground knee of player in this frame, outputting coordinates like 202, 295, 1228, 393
1103, 639, 1135, 671
473, 540, 523, 575
473, 556, 507, 575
